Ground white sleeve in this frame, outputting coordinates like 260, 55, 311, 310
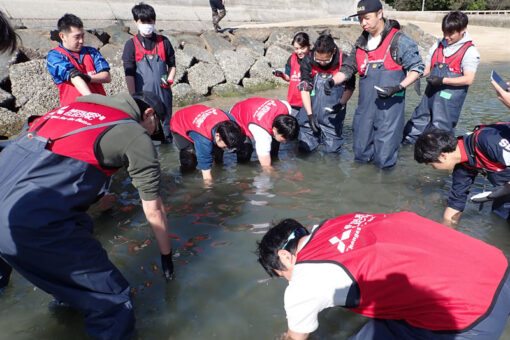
284, 263, 354, 334
461, 46, 480, 73
425, 43, 438, 66
248, 124, 273, 157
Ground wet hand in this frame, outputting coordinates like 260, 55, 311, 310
324, 78, 335, 96
307, 113, 321, 134
426, 76, 444, 87
376, 84, 404, 99
161, 253, 174, 281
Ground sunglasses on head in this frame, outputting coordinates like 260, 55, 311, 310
281, 227, 309, 250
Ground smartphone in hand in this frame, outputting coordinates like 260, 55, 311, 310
491, 70, 510, 91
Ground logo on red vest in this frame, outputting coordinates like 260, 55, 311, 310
329, 214, 375, 253
193, 108, 219, 128
49, 105, 107, 126
254, 100, 277, 121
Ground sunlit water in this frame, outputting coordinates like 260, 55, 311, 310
1, 63, 510, 340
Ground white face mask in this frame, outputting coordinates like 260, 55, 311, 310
138, 23, 154, 35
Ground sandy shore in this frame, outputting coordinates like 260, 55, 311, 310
235, 18, 510, 63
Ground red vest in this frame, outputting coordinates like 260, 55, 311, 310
311, 50, 342, 77
229, 98, 288, 138
297, 211, 508, 331
170, 105, 229, 142
431, 41, 474, 74
53, 46, 106, 106
28, 102, 132, 176
356, 28, 403, 76
469, 124, 507, 172
132, 34, 166, 62
287, 53, 303, 107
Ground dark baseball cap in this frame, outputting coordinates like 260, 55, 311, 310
349, 0, 383, 17
131, 91, 167, 122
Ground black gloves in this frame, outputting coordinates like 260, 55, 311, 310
69, 68, 91, 83
426, 76, 444, 87
471, 183, 510, 203
297, 80, 313, 92
308, 113, 321, 134
272, 70, 285, 78
376, 84, 404, 99
161, 253, 174, 281
324, 78, 335, 96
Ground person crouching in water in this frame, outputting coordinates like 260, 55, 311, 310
170, 105, 244, 185
296, 34, 355, 153
402, 11, 480, 144
228, 97, 299, 172
272, 32, 311, 117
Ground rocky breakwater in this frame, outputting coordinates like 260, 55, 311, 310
0, 22, 437, 137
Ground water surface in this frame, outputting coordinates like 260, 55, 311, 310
1, 63, 510, 339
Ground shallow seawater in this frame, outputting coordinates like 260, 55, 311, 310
2, 63, 510, 339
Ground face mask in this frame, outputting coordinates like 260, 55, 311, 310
138, 23, 154, 35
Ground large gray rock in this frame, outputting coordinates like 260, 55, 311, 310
84, 31, 104, 50
236, 46, 261, 61
302, 29, 320, 47
231, 35, 265, 56
214, 50, 255, 85
265, 30, 295, 50
99, 43, 124, 68
172, 83, 206, 107
18, 84, 60, 118
327, 25, 363, 45
233, 28, 272, 43
183, 44, 216, 63
211, 83, 247, 97
0, 51, 18, 84
159, 31, 179, 50
9, 59, 56, 108
242, 77, 275, 92
200, 32, 234, 54
16, 29, 58, 59
173, 33, 206, 49
249, 57, 273, 82
102, 24, 133, 46
174, 49, 193, 84
334, 37, 355, 55
103, 66, 128, 96
187, 62, 225, 95
265, 45, 290, 69
0, 107, 22, 137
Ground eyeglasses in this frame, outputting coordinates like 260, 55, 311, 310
280, 227, 309, 250
314, 52, 334, 65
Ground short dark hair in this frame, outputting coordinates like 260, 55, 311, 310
442, 11, 468, 34
131, 2, 156, 22
0, 11, 18, 54
291, 32, 310, 48
57, 13, 83, 33
414, 129, 458, 164
132, 97, 151, 122
179, 148, 198, 172
256, 219, 307, 277
214, 120, 244, 150
314, 34, 336, 54
273, 115, 299, 141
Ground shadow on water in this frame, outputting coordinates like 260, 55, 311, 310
1, 64, 510, 339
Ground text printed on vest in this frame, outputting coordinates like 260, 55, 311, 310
329, 214, 375, 253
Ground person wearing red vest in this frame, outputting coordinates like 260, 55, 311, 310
272, 32, 311, 116
331, 0, 424, 168
0, 92, 174, 339
415, 125, 510, 225
46, 14, 111, 106
229, 97, 299, 170
295, 35, 356, 153
256, 211, 510, 340
170, 104, 244, 184
122, 3, 176, 143
403, 11, 480, 144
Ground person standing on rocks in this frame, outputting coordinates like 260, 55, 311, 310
273, 32, 311, 117
330, 0, 424, 169
46, 13, 111, 106
402, 11, 480, 144
296, 34, 355, 154
210, 0, 226, 32
123, 2, 176, 143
